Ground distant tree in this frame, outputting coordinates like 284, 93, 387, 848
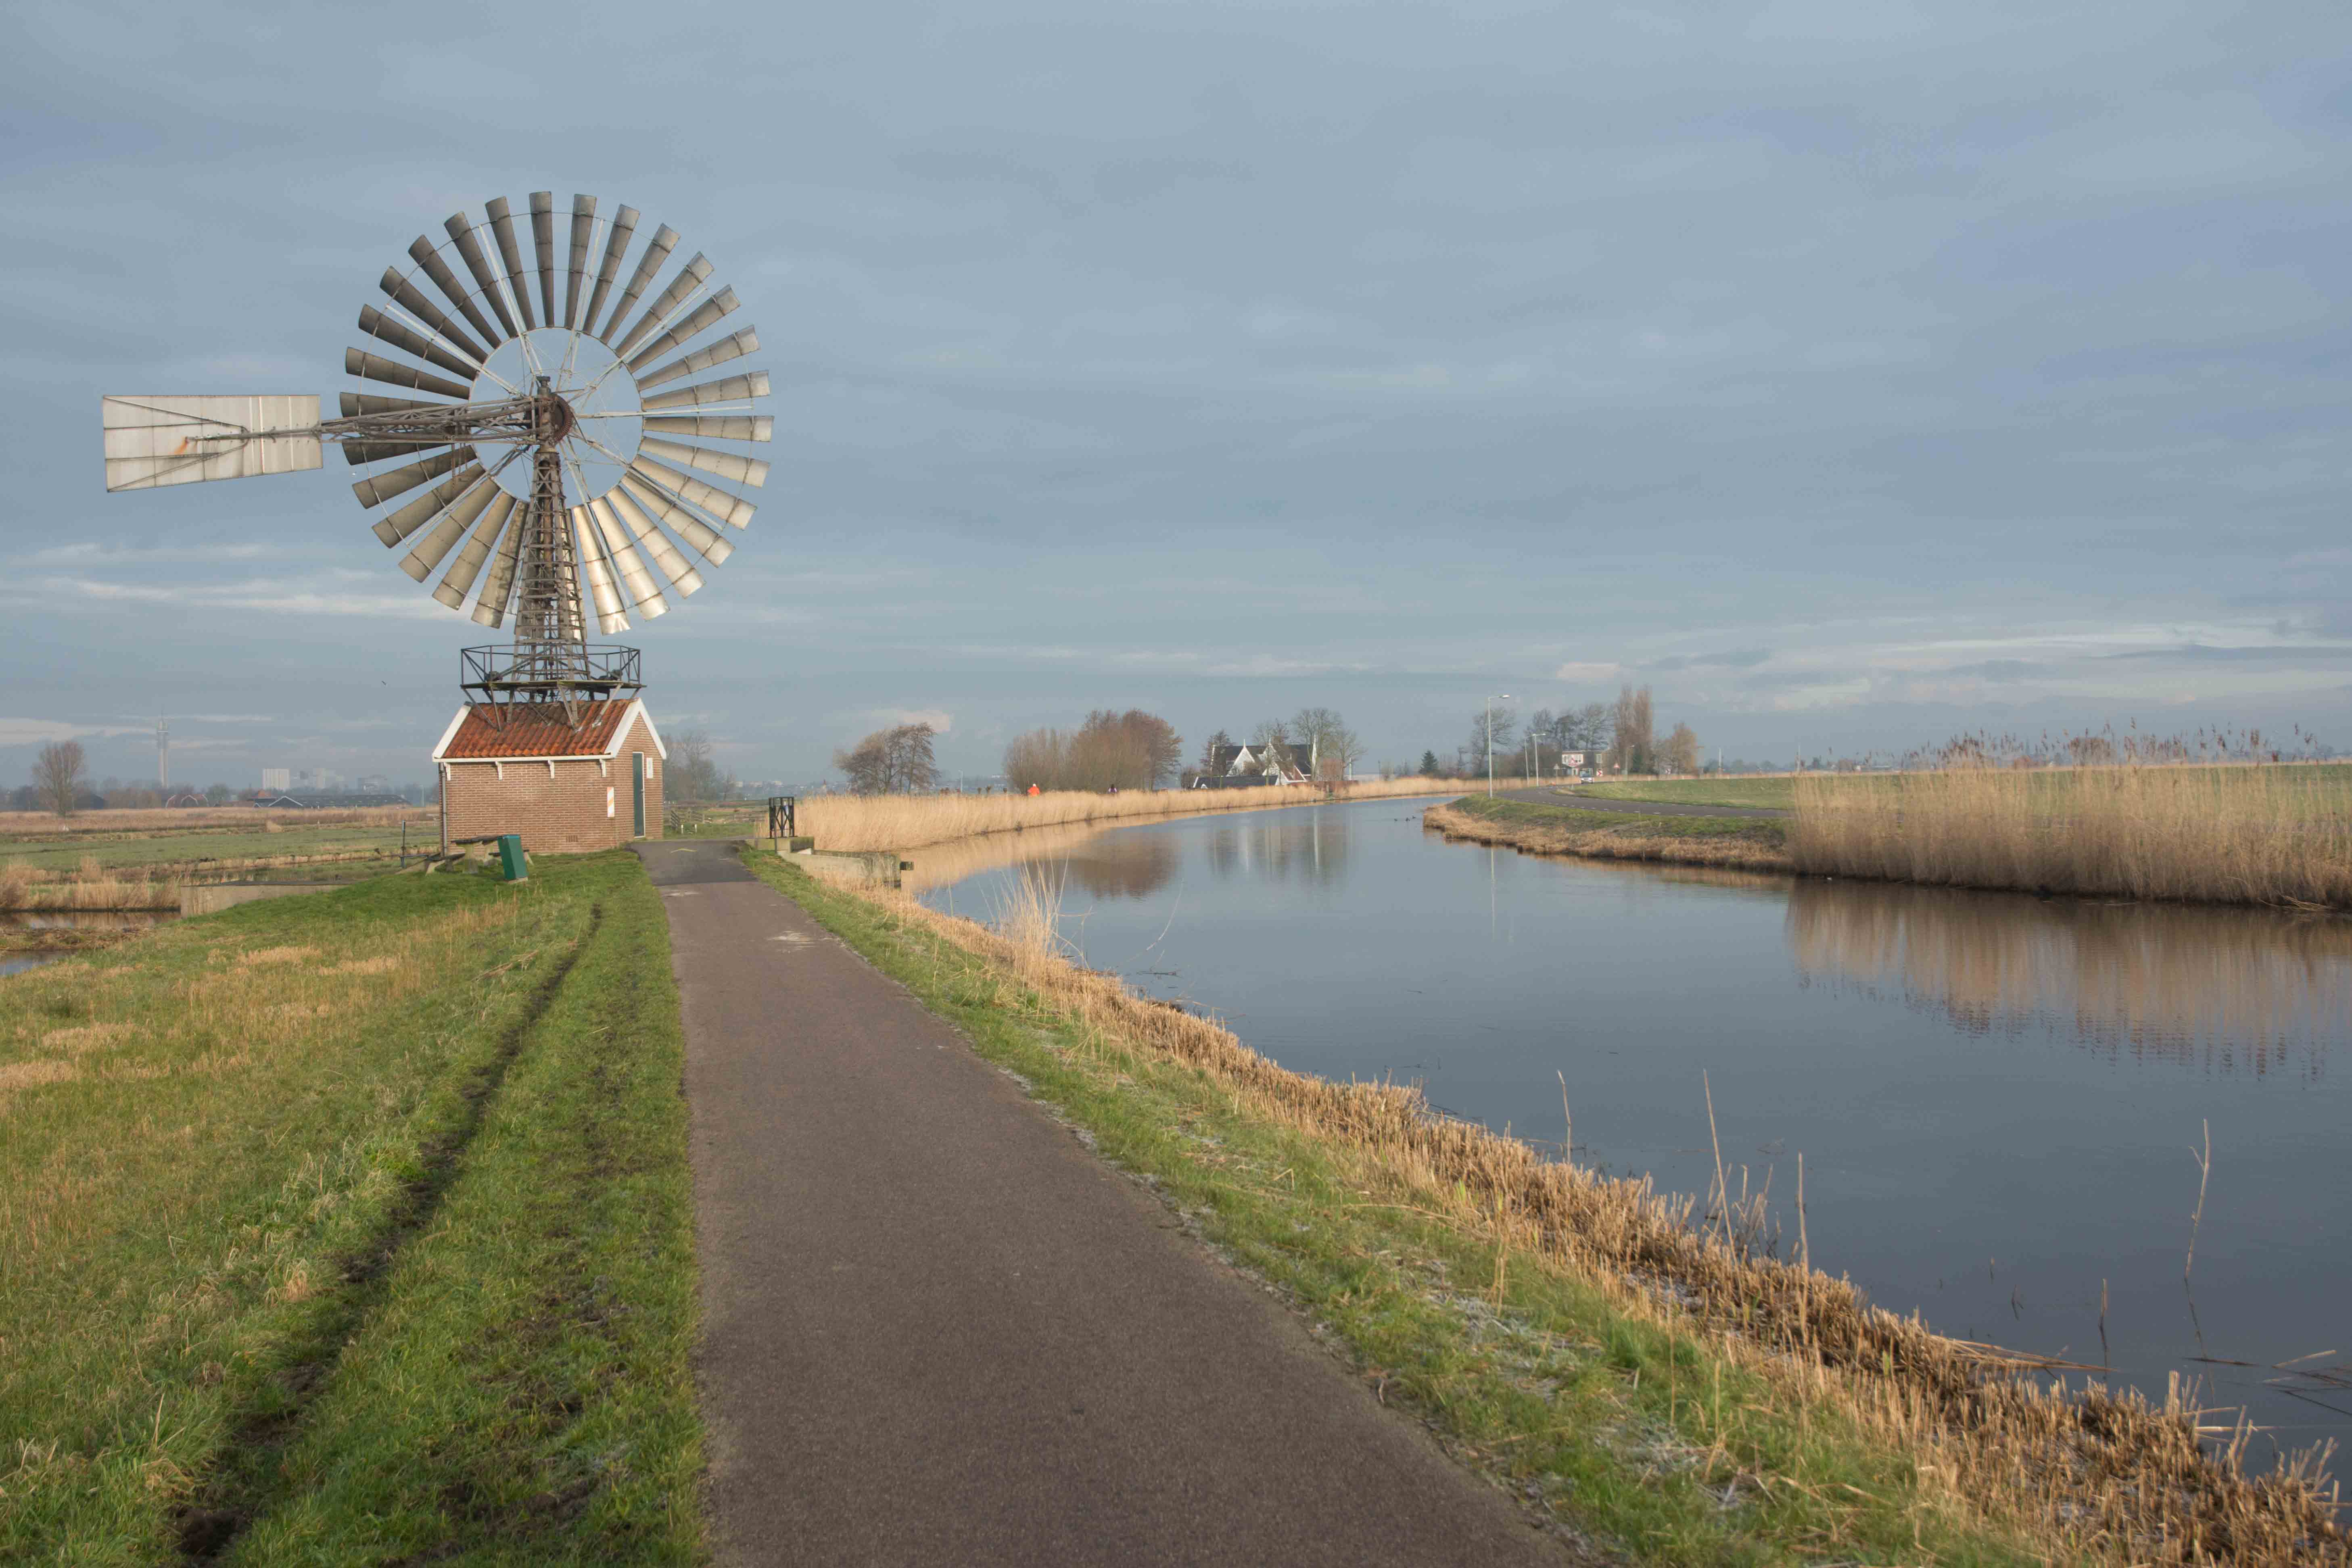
1003, 728, 1069, 793
1607, 685, 1655, 774
1661, 722, 1700, 776
1289, 707, 1363, 781
1562, 703, 1611, 752
835, 723, 940, 795
1196, 728, 1234, 778
203, 782, 232, 805
1464, 704, 1517, 779
1418, 749, 1442, 778
33, 741, 86, 818
670, 729, 733, 803
1004, 710, 1178, 791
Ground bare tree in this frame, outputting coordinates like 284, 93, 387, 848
1004, 728, 1069, 793
1607, 685, 1655, 774
669, 729, 732, 803
836, 723, 940, 795
1464, 704, 1517, 777
1194, 728, 1234, 784
1287, 707, 1364, 781
1661, 722, 1700, 776
33, 740, 86, 818
1005, 711, 1180, 791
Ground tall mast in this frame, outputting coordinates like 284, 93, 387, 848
503, 380, 592, 708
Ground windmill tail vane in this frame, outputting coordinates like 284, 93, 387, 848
99, 190, 771, 725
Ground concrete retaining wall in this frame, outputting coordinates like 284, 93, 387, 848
180, 882, 343, 917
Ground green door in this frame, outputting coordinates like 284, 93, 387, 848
632, 752, 645, 837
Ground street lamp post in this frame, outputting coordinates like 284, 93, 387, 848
1486, 693, 1511, 796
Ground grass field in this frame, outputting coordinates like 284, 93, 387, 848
752, 849, 2344, 1566
0, 820, 430, 876
0, 852, 700, 1565
1568, 777, 1797, 810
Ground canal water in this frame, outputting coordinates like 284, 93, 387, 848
0, 912, 178, 976
917, 796, 2352, 1458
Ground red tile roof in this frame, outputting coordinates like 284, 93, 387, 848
438, 700, 637, 759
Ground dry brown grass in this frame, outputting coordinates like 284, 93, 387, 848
0, 861, 182, 912
1792, 764, 2352, 908
0, 805, 427, 839
797, 777, 1464, 854
0, 848, 400, 912
812, 862, 2345, 1566
1424, 800, 1793, 871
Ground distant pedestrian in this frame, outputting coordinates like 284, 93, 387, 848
1027, 783, 1040, 796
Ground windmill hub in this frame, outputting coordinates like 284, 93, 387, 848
471, 327, 643, 504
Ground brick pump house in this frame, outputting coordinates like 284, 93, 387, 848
431, 699, 666, 853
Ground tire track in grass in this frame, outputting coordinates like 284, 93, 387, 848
172, 903, 604, 1563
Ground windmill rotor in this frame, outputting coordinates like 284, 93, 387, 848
100, 189, 772, 721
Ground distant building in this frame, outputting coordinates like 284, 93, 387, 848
261, 767, 290, 792
1196, 738, 1316, 787
430, 698, 667, 852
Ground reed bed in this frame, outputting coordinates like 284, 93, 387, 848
0, 858, 181, 912
797, 777, 1462, 854
818, 862, 2344, 1565
1792, 764, 2352, 908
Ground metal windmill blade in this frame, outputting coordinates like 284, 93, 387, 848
98, 189, 773, 721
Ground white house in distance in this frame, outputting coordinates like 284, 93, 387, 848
1197, 736, 1329, 788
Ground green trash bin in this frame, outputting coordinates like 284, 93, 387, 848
497, 833, 528, 882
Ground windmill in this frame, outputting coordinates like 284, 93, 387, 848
100, 190, 770, 725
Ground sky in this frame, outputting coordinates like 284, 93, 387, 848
6, 0, 2350, 789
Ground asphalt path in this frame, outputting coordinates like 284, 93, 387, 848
636, 839, 1575, 1567
1486, 785, 1788, 820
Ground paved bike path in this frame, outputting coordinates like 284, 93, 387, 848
636, 839, 1570, 1566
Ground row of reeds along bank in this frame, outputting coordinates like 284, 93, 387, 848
755, 848, 2346, 1565
796, 775, 1464, 854
1790, 760, 2352, 909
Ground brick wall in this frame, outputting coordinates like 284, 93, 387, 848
437, 712, 665, 852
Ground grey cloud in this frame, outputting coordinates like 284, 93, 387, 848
2097, 643, 2352, 664
7, 2, 2352, 787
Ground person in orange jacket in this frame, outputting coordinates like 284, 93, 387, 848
1027, 783, 1040, 796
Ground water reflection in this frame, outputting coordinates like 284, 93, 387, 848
1787, 881, 2344, 1077
0, 911, 178, 978
1201, 811, 1350, 887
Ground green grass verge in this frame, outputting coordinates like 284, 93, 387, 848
0, 852, 700, 1566
1564, 778, 1796, 811
745, 850, 2043, 1567
1454, 793, 1788, 846
0, 822, 427, 875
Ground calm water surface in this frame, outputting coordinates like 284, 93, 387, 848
919, 797, 2351, 1456
0, 911, 178, 976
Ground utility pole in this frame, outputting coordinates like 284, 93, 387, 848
1486, 693, 1510, 796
